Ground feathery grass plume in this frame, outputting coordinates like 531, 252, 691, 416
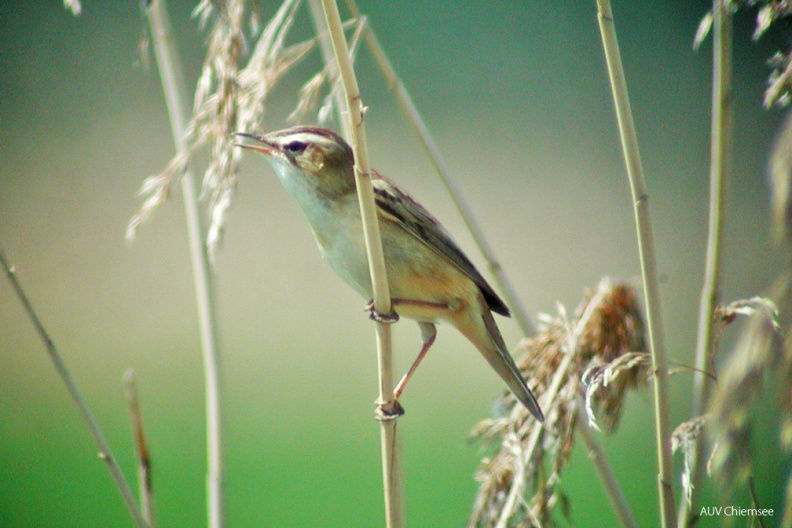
468, 279, 646, 528
707, 295, 784, 489
128, 0, 312, 261
695, 1, 792, 106
579, 281, 648, 433
582, 352, 650, 433
672, 415, 708, 507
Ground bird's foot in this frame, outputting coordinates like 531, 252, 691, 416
374, 398, 405, 420
365, 301, 400, 323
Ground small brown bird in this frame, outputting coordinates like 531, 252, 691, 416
235, 126, 543, 421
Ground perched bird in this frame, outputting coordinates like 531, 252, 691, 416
235, 126, 543, 421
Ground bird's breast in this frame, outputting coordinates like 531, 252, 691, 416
294, 192, 479, 324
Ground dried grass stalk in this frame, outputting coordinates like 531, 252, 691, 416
469, 279, 646, 527
124, 370, 157, 527
595, 2, 676, 523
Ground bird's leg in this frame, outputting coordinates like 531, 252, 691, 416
394, 322, 437, 400
368, 298, 448, 416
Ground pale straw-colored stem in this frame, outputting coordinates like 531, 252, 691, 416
124, 370, 158, 528
595, 2, 676, 526
319, 1, 403, 527
343, 0, 536, 337
146, 2, 225, 527
576, 397, 639, 528
307, 0, 349, 138
678, 3, 731, 526
0, 247, 149, 528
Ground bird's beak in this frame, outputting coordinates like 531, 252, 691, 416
233, 132, 277, 156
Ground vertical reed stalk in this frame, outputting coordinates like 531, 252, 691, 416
595, 1, 676, 526
344, 0, 536, 336
0, 247, 149, 528
146, 2, 225, 526
678, 2, 732, 526
306, 0, 349, 138
319, 1, 404, 526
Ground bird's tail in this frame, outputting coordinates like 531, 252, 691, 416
479, 308, 544, 422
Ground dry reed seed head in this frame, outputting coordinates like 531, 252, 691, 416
470, 454, 517, 527
515, 320, 569, 396
582, 352, 651, 433
672, 415, 709, 506
469, 280, 649, 527
288, 70, 329, 123
717, 296, 781, 327
576, 279, 649, 433
577, 279, 646, 364
131, 0, 314, 254
707, 295, 784, 489
469, 314, 574, 528
126, 152, 189, 240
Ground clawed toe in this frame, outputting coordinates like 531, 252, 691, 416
365, 301, 400, 323
374, 398, 405, 420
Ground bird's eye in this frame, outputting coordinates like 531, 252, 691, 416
284, 140, 308, 153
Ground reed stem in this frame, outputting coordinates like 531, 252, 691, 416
595, 2, 676, 526
677, 2, 731, 525
319, 2, 404, 526
146, 2, 225, 526
0, 247, 149, 528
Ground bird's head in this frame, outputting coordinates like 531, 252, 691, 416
235, 126, 356, 198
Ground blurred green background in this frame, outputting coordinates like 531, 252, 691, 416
0, 1, 789, 526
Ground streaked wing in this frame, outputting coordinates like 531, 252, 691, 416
371, 172, 510, 317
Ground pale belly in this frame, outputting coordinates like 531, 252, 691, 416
309, 200, 476, 324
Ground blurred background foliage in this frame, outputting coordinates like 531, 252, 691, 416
0, 1, 788, 526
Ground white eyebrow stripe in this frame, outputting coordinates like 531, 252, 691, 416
271, 131, 336, 147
